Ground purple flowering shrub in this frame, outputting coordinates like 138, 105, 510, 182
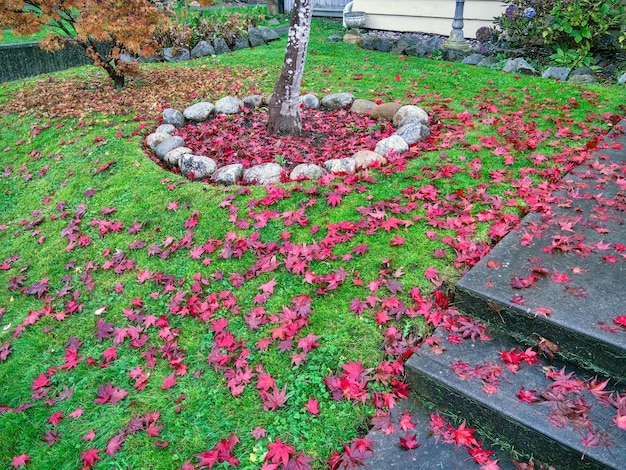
491, 0, 626, 67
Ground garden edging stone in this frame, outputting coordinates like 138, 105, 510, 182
148, 93, 431, 186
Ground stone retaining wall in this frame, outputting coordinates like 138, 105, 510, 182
0, 41, 94, 83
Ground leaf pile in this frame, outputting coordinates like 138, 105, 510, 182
171, 107, 396, 171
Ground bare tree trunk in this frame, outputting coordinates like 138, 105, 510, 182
266, 0, 313, 136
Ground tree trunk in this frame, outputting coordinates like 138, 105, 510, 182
266, 0, 313, 136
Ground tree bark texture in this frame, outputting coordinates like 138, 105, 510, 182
266, 0, 313, 136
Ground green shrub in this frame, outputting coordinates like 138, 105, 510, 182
493, 0, 626, 67
153, 7, 265, 50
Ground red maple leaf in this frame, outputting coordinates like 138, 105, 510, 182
80, 448, 101, 468
451, 420, 477, 449
260, 385, 288, 411
106, 432, 126, 457
297, 333, 321, 353
614, 315, 626, 328
11, 454, 31, 468
398, 431, 419, 450
161, 373, 177, 389
305, 397, 320, 416
265, 438, 295, 467
93, 383, 128, 405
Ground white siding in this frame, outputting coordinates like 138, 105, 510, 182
283, 0, 350, 15
352, 0, 506, 38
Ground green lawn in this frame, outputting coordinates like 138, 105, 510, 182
0, 17, 625, 470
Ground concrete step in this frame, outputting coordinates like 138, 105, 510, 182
405, 328, 626, 470
455, 121, 626, 382
364, 396, 517, 470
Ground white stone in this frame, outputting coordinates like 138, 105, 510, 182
243, 163, 283, 185
155, 124, 176, 135
155, 136, 185, 160
394, 122, 430, 145
212, 164, 244, 185
392, 105, 429, 127
324, 157, 356, 173
375, 135, 408, 156
183, 102, 214, 121
215, 96, 244, 114
353, 150, 387, 170
179, 155, 217, 180
146, 132, 172, 150
290, 164, 327, 180
321, 92, 355, 111
163, 147, 192, 166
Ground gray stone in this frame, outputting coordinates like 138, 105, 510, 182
324, 158, 356, 174
375, 38, 394, 53
619, 72, 626, 85
328, 34, 343, 43
267, 18, 280, 26
163, 47, 190, 62
243, 95, 264, 109
568, 67, 597, 83
404, 36, 442, 57
120, 53, 136, 64
390, 40, 409, 55
243, 163, 283, 185
215, 96, 244, 114
258, 26, 280, 42
232, 37, 250, 51
392, 105, 429, 127
441, 48, 471, 62
570, 66, 594, 77
353, 150, 387, 170
462, 53, 485, 65
155, 124, 176, 135
502, 57, 537, 75
212, 164, 243, 185
361, 35, 381, 51
183, 102, 214, 121
179, 154, 217, 180
396, 115, 424, 129
191, 41, 215, 58
350, 99, 377, 115
361, 35, 396, 52
247, 27, 266, 47
213, 37, 230, 55
568, 74, 598, 83
146, 132, 172, 150
289, 164, 326, 180
398, 33, 422, 47
478, 56, 499, 68
263, 93, 273, 106
542, 66, 571, 81
375, 135, 408, 156
300, 93, 320, 109
320, 92, 355, 111
163, 147, 192, 166
394, 122, 430, 145
405, 43, 431, 58
155, 136, 185, 160
162, 108, 184, 128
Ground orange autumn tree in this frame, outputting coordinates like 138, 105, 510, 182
0, 0, 168, 88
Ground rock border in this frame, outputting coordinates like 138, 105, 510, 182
160, 26, 280, 62
338, 30, 626, 85
145, 93, 431, 186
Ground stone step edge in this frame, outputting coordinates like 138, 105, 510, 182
454, 285, 626, 384
405, 329, 626, 470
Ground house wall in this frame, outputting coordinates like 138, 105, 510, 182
283, 0, 350, 17
352, 0, 506, 38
